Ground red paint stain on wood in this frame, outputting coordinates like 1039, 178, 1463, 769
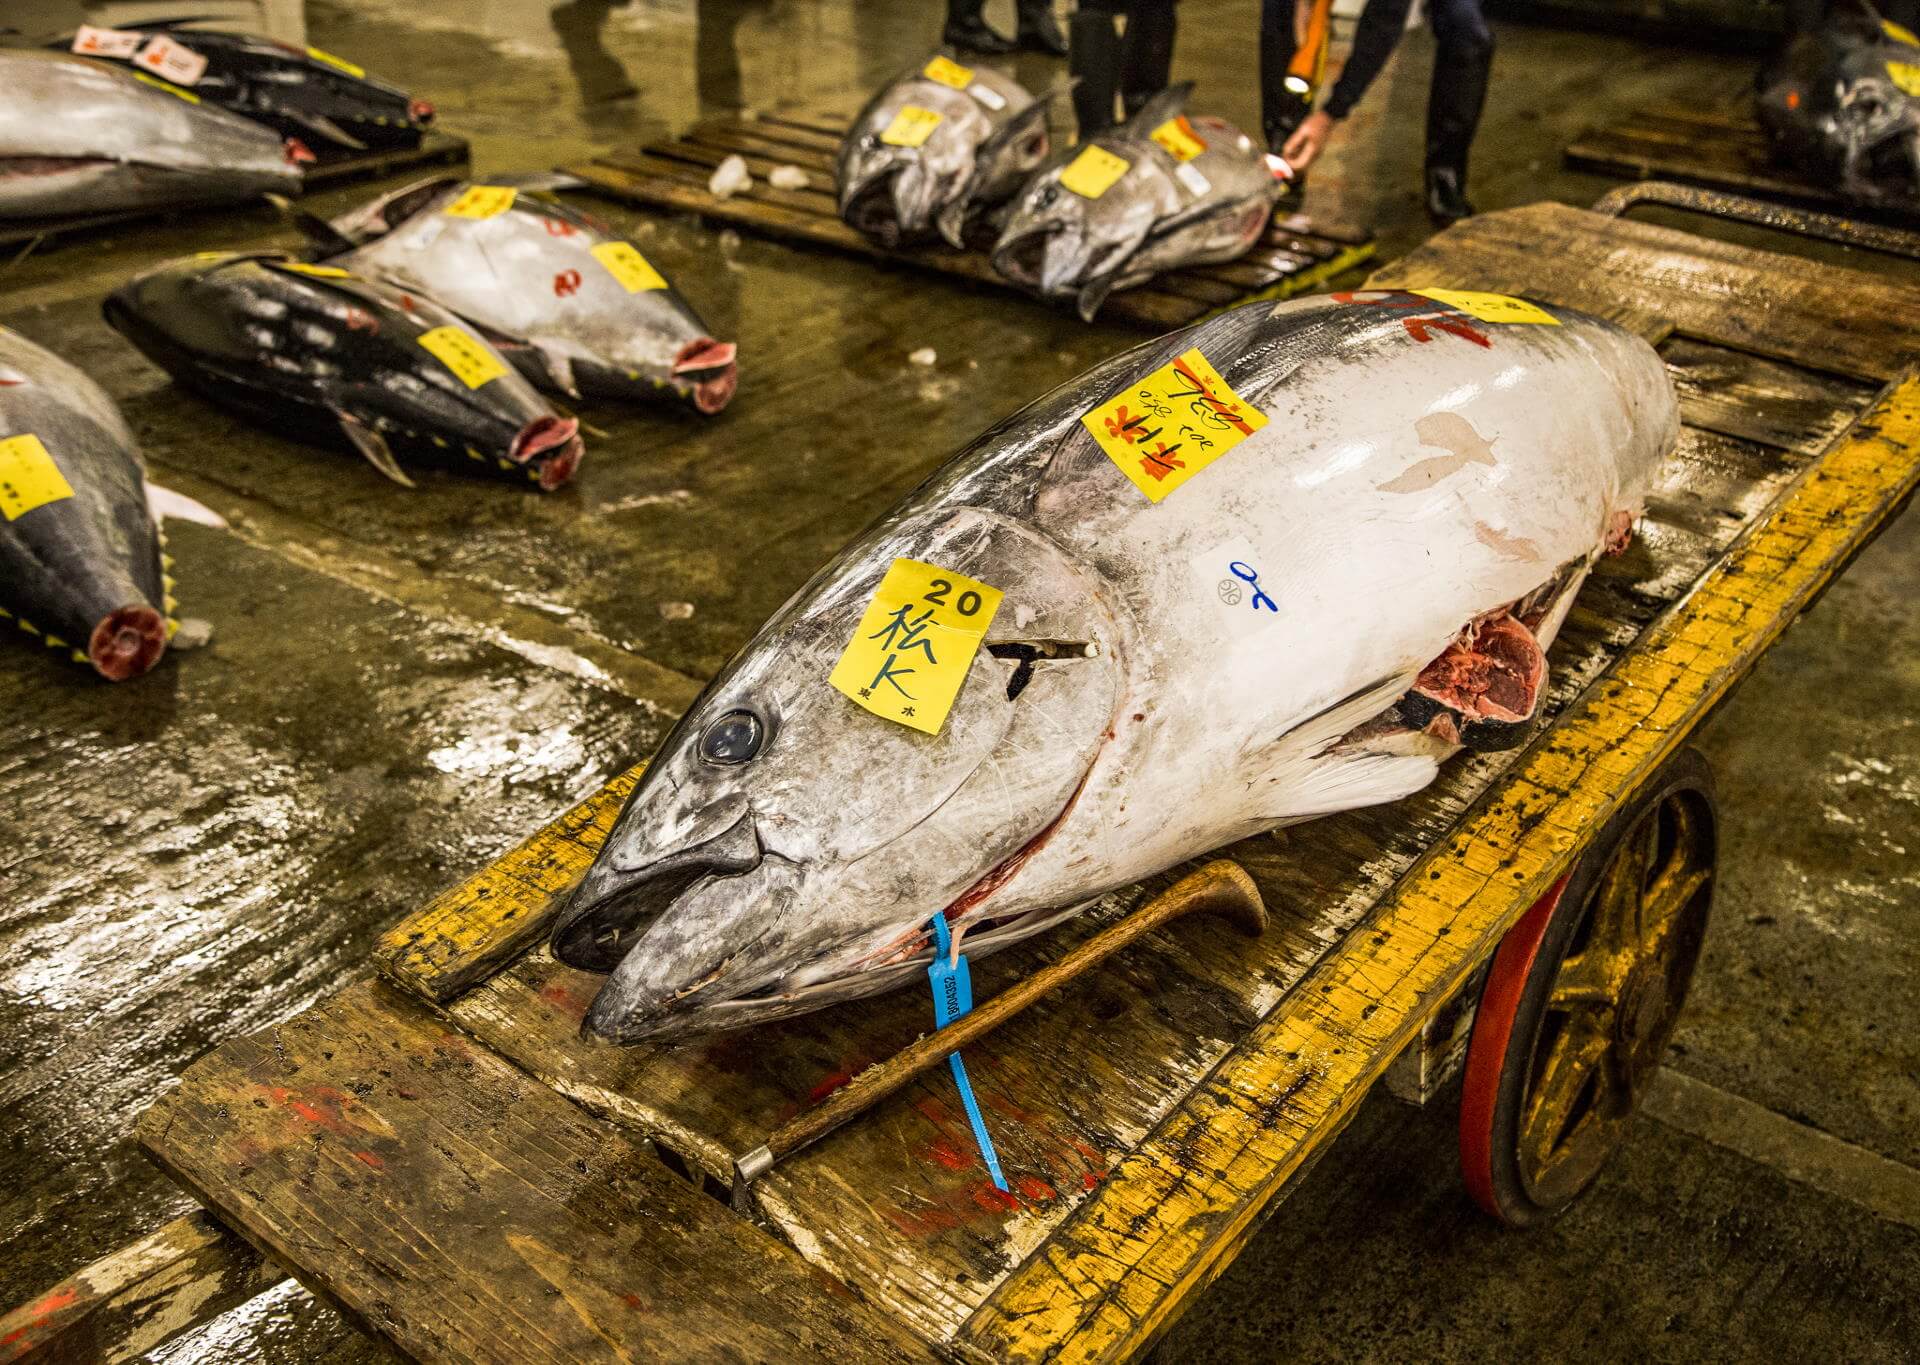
922, 1136, 971, 1171
0, 1286, 81, 1356
352, 1150, 385, 1170
1016, 1176, 1058, 1202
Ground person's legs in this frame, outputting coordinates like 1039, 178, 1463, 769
1424, 0, 1493, 220
1118, 0, 1179, 118
945, 0, 1016, 54
1072, 1, 1125, 135
1017, 0, 1069, 55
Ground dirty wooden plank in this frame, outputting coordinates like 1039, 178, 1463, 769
137, 979, 931, 1365
1662, 337, 1874, 452
0, 1212, 281, 1365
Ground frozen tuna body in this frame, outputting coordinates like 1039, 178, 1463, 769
312, 178, 737, 413
838, 53, 1056, 249
993, 84, 1284, 320
0, 51, 305, 219
1758, 17, 1920, 203
104, 254, 583, 490
552, 289, 1680, 1042
0, 326, 172, 680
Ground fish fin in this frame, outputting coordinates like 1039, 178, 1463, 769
1075, 273, 1120, 322
265, 193, 362, 256
144, 482, 228, 529
935, 195, 975, 251
537, 344, 581, 399
1119, 81, 1195, 134
285, 109, 368, 151
976, 93, 1055, 163
1262, 750, 1441, 824
336, 413, 416, 488
491, 171, 589, 193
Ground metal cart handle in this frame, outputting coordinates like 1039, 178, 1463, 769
1592, 181, 1920, 261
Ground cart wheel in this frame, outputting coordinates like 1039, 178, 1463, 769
1459, 748, 1716, 1225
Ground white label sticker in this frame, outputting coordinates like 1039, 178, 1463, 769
134, 34, 208, 86
1191, 536, 1280, 621
970, 84, 1007, 111
71, 25, 144, 58
1175, 162, 1212, 198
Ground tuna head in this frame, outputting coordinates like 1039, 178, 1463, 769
837, 75, 1000, 248
552, 511, 1126, 1042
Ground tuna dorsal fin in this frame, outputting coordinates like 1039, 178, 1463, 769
336, 412, 416, 488
283, 109, 368, 152
145, 482, 228, 529
265, 194, 361, 256
1120, 81, 1194, 136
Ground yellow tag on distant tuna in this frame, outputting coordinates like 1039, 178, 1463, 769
591, 241, 668, 293
1150, 116, 1207, 162
923, 55, 974, 89
881, 106, 943, 148
0, 435, 75, 522
1061, 145, 1131, 199
444, 185, 516, 220
306, 45, 366, 77
1887, 19, 1920, 46
1411, 289, 1559, 326
133, 71, 200, 103
417, 326, 507, 389
277, 262, 351, 278
829, 558, 1002, 735
1889, 60, 1920, 96
1084, 347, 1268, 503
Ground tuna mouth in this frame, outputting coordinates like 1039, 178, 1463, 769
672, 339, 738, 414
88, 605, 167, 682
284, 138, 317, 166
510, 416, 583, 490
408, 98, 437, 125
993, 230, 1049, 288
844, 174, 906, 247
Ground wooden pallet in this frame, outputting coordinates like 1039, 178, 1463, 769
1565, 102, 1920, 223
564, 107, 1376, 329
0, 131, 470, 252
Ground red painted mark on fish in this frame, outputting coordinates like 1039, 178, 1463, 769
554, 269, 583, 298
543, 217, 579, 237
344, 307, 378, 334
1402, 316, 1490, 348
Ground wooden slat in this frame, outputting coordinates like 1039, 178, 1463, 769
137, 979, 932, 1365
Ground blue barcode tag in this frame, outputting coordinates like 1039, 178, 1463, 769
928, 912, 1008, 1192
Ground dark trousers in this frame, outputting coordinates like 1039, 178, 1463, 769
1071, 0, 1179, 134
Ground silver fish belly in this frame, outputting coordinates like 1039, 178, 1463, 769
551, 290, 1679, 1043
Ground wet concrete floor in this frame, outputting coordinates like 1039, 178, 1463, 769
0, 2, 1915, 1360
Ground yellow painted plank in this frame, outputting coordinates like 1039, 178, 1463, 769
958, 376, 1920, 1362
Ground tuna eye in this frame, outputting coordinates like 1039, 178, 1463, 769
700, 710, 763, 764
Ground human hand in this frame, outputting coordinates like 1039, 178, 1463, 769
1281, 110, 1335, 170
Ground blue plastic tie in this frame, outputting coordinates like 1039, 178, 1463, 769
927, 912, 1008, 1192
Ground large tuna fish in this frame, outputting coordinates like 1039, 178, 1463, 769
53, 24, 433, 154
993, 84, 1285, 321
1, 326, 178, 680
0, 51, 306, 220
838, 53, 1058, 249
104, 254, 583, 490
300, 177, 737, 413
551, 289, 1678, 1042
1757, 15, 1920, 204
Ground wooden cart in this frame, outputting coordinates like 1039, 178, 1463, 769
8, 185, 1920, 1363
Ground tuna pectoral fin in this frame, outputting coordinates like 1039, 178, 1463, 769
1266, 751, 1440, 824
286, 110, 369, 152
1075, 273, 1122, 322
935, 194, 976, 251
537, 346, 581, 400
336, 412, 416, 488
268, 194, 361, 256
145, 482, 228, 529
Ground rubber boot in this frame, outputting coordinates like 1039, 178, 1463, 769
1118, 0, 1177, 120
945, 0, 1016, 55
1423, 12, 1492, 221
1017, 0, 1069, 55
1070, 8, 1123, 137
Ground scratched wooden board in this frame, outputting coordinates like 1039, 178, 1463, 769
0, 131, 470, 252
562, 108, 1375, 331
1565, 103, 1920, 224
137, 978, 931, 1365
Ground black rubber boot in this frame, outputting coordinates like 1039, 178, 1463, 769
1118, 0, 1177, 120
1424, 6, 1492, 221
945, 0, 1016, 54
1070, 8, 1122, 136
1017, 0, 1069, 55
1425, 166, 1474, 222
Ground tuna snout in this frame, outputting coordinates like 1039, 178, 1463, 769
88, 604, 167, 682
673, 338, 738, 414
510, 415, 583, 490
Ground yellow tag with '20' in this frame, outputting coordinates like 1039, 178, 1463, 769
1083, 347, 1269, 503
418, 326, 507, 389
881, 106, 943, 147
1410, 289, 1559, 326
830, 558, 1003, 735
591, 241, 668, 293
444, 185, 516, 220
0, 434, 75, 521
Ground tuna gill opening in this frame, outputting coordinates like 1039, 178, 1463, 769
845, 173, 904, 246
996, 231, 1048, 287
988, 639, 1099, 701
1392, 609, 1546, 752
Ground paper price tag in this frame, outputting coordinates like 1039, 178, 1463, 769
444, 185, 516, 219
923, 55, 974, 89
881, 106, 943, 147
306, 45, 366, 77
1887, 19, 1920, 46
0, 435, 75, 522
134, 35, 208, 86
1150, 115, 1207, 162
1889, 60, 1920, 95
1083, 347, 1268, 503
1174, 162, 1211, 197
133, 71, 199, 102
1410, 289, 1560, 326
72, 26, 144, 58
1061, 145, 1131, 199
829, 558, 1002, 735
590, 241, 667, 293
417, 326, 507, 389
970, 84, 1006, 110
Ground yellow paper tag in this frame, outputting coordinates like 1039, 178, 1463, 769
417, 326, 507, 389
1889, 60, 1920, 96
881, 106, 943, 148
829, 559, 1003, 735
443, 185, 516, 220
1150, 116, 1207, 162
1410, 288, 1560, 326
0, 435, 76, 522
923, 55, 974, 89
590, 241, 668, 293
1061, 145, 1131, 199
1083, 347, 1269, 503
132, 71, 199, 103
306, 45, 367, 77
1887, 19, 1920, 46
276, 262, 351, 278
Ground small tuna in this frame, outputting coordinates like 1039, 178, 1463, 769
552, 289, 1677, 1042
301, 177, 737, 413
993, 84, 1284, 320
838, 52, 1058, 249
53, 24, 432, 153
0, 51, 307, 219
1758, 15, 1920, 204
104, 254, 583, 490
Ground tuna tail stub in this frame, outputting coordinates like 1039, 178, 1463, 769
88, 604, 168, 682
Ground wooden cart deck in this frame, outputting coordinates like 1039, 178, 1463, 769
563, 106, 1376, 330
16, 195, 1920, 1363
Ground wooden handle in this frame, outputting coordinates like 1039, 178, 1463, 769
759, 861, 1265, 1166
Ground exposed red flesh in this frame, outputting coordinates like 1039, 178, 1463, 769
673, 338, 738, 414
510, 415, 583, 490
284, 138, 316, 165
1604, 508, 1636, 556
408, 98, 437, 125
88, 605, 167, 682
1411, 611, 1545, 725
